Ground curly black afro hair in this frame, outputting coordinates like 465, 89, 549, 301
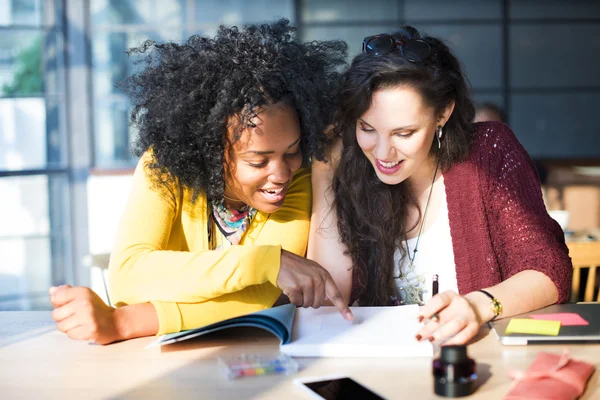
120, 18, 347, 202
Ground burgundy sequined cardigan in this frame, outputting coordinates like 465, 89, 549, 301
351, 121, 573, 304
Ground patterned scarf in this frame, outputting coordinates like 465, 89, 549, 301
209, 199, 257, 246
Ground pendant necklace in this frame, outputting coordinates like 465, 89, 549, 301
405, 158, 440, 271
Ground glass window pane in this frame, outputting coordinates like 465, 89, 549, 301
0, 94, 65, 170
91, 0, 185, 26
192, 0, 294, 25
0, 175, 49, 236
0, 0, 44, 26
91, 30, 183, 166
404, 0, 502, 21
0, 237, 52, 310
510, 24, 600, 88
0, 173, 69, 311
0, 30, 63, 97
0, 31, 44, 96
303, 24, 398, 59
0, 98, 46, 170
510, 0, 600, 20
510, 93, 600, 159
302, 0, 398, 23
416, 24, 503, 90
94, 96, 136, 167
92, 31, 181, 98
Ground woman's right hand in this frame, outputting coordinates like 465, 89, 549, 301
277, 250, 353, 321
50, 285, 159, 344
49, 285, 123, 345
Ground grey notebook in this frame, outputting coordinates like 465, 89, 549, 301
491, 303, 600, 345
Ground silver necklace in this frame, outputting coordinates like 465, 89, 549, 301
405, 158, 440, 271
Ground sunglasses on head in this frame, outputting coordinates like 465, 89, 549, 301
362, 34, 434, 62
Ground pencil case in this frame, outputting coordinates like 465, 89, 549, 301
503, 350, 595, 400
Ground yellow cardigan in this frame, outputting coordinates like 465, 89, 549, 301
108, 154, 311, 335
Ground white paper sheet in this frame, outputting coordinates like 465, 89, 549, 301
280, 305, 433, 358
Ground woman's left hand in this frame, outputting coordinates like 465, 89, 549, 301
416, 291, 483, 345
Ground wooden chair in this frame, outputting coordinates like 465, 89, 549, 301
82, 253, 112, 306
567, 241, 600, 302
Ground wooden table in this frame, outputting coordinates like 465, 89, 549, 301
0, 312, 598, 399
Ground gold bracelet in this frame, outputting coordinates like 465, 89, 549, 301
477, 289, 502, 322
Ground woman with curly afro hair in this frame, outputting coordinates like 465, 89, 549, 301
49, 19, 353, 345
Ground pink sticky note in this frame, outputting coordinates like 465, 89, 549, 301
530, 312, 589, 326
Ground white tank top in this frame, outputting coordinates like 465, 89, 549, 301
393, 187, 458, 305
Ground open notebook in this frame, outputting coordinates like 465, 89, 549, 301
149, 303, 296, 347
150, 303, 432, 358
280, 305, 432, 358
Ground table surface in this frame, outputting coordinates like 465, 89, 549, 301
0, 311, 598, 400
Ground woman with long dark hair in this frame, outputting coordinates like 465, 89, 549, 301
309, 26, 571, 345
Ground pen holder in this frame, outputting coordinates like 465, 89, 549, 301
433, 345, 477, 397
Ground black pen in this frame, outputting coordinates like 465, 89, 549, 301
432, 274, 439, 297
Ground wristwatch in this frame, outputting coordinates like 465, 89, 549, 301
477, 289, 502, 322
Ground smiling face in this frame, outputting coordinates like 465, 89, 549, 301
356, 86, 453, 186
223, 102, 303, 213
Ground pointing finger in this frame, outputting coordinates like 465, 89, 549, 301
325, 275, 353, 321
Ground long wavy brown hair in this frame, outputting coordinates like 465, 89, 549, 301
332, 26, 475, 306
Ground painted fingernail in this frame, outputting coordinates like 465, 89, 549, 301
417, 316, 424, 323
429, 336, 435, 342
415, 334, 422, 341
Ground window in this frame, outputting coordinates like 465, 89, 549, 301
0, 0, 69, 310
89, 0, 295, 169
299, 0, 600, 159
507, 1, 600, 158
